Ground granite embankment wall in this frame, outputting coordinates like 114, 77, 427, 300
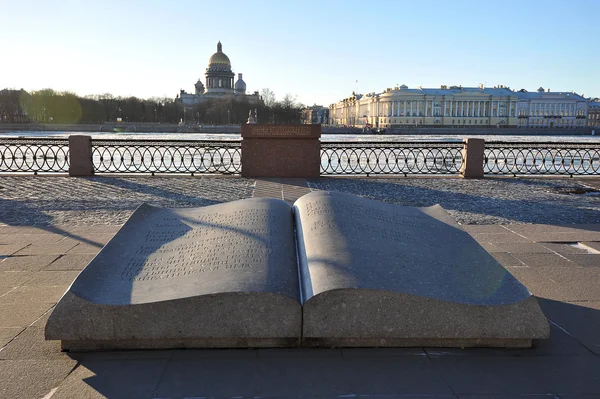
0, 123, 595, 136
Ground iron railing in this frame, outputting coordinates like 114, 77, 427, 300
320, 141, 464, 175
91, 139, 242, 174
484, 142, 600, 176
0, 138, 69, 173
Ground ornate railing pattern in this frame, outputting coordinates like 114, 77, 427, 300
484, 142, 600, 175
320, 142, 464, 175
0, 138, 70, 173
91, 139, 242, 174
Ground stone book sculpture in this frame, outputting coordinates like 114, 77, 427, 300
46, 191, 549, 351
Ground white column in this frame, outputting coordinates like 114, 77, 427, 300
460, 101, 464, 117
410, 101, 413, 116
449, 101, 453, 117
403, 101, 406, 116
478, 101, 481, 116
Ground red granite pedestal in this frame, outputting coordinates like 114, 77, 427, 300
241, 124, 321, 178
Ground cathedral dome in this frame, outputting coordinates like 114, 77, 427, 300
208, 41, 231, 67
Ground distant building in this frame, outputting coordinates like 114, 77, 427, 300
515, 88, 589, 129
176, 42, 261, 106
301, 105, 329, 124
329, 85, 589, 129
588, 98, 600, 129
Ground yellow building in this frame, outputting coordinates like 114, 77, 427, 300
587, 98, 600, 129
329, 85, 589, 129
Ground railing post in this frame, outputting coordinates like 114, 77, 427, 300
68, 135, 94, 177
459, 138, 485, 178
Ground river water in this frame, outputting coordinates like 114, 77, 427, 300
1, 130, 599, 143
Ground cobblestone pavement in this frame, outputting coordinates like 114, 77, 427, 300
0, 176, 254, 226
308, 176, 600, 225
0, 175, 599, 226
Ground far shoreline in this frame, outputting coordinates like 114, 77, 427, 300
0, 122, 595, 136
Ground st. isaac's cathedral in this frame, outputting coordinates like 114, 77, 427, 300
176, 42, 261, 106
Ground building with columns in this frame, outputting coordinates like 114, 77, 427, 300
587, 98, 600, 130
301, 105, 329, 124
329, 85, 589, 129
176, 42, 261, 106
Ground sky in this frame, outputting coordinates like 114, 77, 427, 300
1, 0, 598, 107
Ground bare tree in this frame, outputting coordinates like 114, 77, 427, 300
260, 88, 276, 107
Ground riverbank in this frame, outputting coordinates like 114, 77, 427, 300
0, 122, 595, 136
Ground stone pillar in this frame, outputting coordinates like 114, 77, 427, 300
450, 101, 453, 117
459, 138, 485, 178
241, 124, 321, 178
68, 135, 94, 177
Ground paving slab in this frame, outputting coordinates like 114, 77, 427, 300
425, 323, 591, 357
512, 253, 579, 268
50, 359, 169, 399
508, 224, 600, 234
65, 243, 104, 254
540, 242, 592, 255
528, 281, 600, 302
153, 356, 453, 397
565, 254, 600, 268
478, 242, 504, 252
470, 233, 531, 244
491, 252, 527, 267
0, 226, 53, 234
581, 241, 600, 252
45, 254, 95, 271
0, 271, 34, 287
0, 234, 66, 245
0, 301, 54, 328
458, 395, 565, 399
0, 255, 60, 272
0, 244, 28, 256
0, 359, 77, 399
430, 354, 600, 395
504, 267, 555, 287
21, 270, 80, 286
0, 327, 22, 347
460, 225, 510, 234
0, 285, 68, 304
535, 267, 600, 285
56, 225, 122, 235
12, 241, 79, 256
491, 243, 555, 254
523, 232, 600, 243
538, 299, 600, 355
0, 326, 70, 360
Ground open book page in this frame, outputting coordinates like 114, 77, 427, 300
292, 191, 531, 306
46, 197, 304, 349
70, 198, 300, 304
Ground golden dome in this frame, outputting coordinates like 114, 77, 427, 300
208, 41, 231, 66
